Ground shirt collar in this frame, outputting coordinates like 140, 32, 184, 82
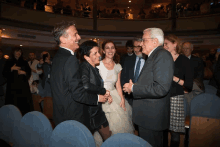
188, 55, 191, 59
60, 46, 74, 55
148, 47, 157, 57
128, 53, 133, 56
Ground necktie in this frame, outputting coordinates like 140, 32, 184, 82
133, 57, 141, 83
30, 61, 33, 65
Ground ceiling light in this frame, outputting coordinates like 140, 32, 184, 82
2, 29, 5, 30
129, 1, 131, 2
20, 45, 23, 46
128, 7, 129, 8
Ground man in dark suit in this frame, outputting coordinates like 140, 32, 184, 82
50, 21, 107, 127
123, 28, 174, 147
182, 42, 204, 83
121, 37, 145, 106
120, 40, 134, 68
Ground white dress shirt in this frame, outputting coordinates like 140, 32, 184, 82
60, 46, 74, 55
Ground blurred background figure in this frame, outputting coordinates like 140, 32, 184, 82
36, 0, 47, 11
182, 42, 204, 86
28, 52, 42, 82
120, 40, 134, 67
0, 49, 7, 108
2, 47, 33, 115
83, 2, 91, 17
37, 51, 52, 97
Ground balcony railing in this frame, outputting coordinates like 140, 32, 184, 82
1, 1, 220, 32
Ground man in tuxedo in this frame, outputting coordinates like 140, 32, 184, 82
182, 42, 204, 83
120, 40, 134, 67
121, 37, 145, 106
50, 21, 107, 127
123, 28, 174, 147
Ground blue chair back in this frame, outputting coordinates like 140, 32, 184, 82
12, 111, 53, 147
101, 133, 151, 147
49, 120, 96, 147
190, 93, 220, 119
204, 85, 217, 95
0, 105, 22, 143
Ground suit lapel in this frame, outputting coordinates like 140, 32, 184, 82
137, 46, 162, 80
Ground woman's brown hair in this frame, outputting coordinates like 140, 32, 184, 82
101, 40, 120, 64
164, 34, 182, 54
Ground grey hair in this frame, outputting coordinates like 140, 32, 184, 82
182, 42, 194, 49
133, 36, 142, 42
143, 28, 164, 45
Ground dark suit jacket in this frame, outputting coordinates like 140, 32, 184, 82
80, 61, 108, 131
121, 53, 136, 88
120, 53, 134, 68
190, 55, 204, 82
132, 46, 174, 131
50, 47, 98, 127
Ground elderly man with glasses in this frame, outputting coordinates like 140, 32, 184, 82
123, 28, 174, 147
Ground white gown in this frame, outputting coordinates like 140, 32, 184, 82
94, 61, 134, 147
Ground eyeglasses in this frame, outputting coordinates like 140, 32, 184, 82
133, 46, 141, 48
141, 38, 154, 43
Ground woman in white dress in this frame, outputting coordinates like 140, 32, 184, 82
94, 40, 134, 146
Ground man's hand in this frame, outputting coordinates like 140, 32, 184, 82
11, 64, 21, 71
123, 79, 133, 94
39, 59, 44, 65
18, 70, 26, 75
98, 95, 108, 103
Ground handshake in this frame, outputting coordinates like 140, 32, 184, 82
98, 90, 112, 104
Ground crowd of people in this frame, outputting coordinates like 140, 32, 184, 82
0, 49, 52, 114
0, 20, 220, 147
4, 0, 220, 20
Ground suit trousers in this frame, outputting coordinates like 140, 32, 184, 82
139, 126, 163, 147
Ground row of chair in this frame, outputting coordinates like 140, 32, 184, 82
185, 93, 220, 147
0, 105, 151, 147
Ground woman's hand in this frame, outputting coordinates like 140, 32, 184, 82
11, 64, 21, 71
105, 90, 110, 97
18, 70, 26, 75
120, 98, 126, 111
107, 95, 113, 104
173, 76, 179, 83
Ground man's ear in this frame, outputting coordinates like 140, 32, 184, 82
60, 35, 66, 44
84, 55, 90, 62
